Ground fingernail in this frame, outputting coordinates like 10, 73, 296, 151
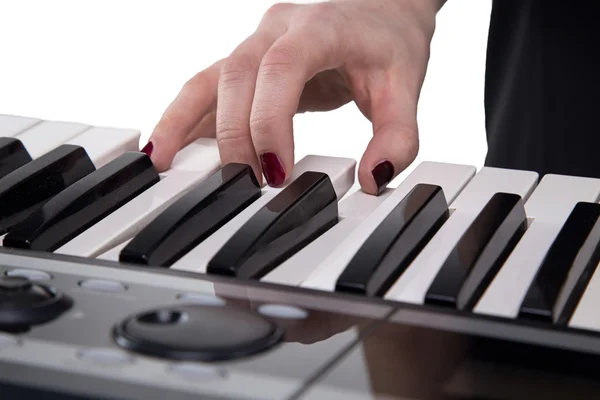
260, 152, 286, 186
371, 160, 394, 195
140, 142, 154, 157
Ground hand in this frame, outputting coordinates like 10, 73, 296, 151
144, 0, 443, 195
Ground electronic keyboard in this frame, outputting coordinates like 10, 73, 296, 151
2, 114, 600, 399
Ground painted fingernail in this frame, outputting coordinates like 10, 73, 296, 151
140, 142, 154, 157
260, 152, 285, 186
371, 160, 394, 195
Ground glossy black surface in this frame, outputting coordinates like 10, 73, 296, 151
519, 202, 600, 322
119, 163, 261, 266
0, 145, 95, 235
303, 311, 600, 400
0, 138, 32, 179
113, 304, 284, 362
335, 184, 449, 296
3, 152, 159, 252
206, 171, 338, 279
425, 193, 526, 309
0, 276, 72, 329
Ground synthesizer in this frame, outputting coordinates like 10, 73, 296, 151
1, 114, 600, 399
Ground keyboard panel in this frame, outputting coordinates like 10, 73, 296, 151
3, 114, 600, 398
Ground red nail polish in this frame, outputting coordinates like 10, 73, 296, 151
141, 142, 154, 157
260, 152, 285, 186
371, 160, 394, 195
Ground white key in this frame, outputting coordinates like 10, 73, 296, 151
474, 174, 600, 318
261, 188, 393, 286
97, 239, 129, 260
64, 126, 140, 168
300, 161, 477, 292
171, 155, 356, 273
15, 120, 90, 158
55, 139, 221, 258
0, 114, 41, 137
384, 167, 538, 303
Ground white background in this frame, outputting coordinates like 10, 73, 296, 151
0, 0, 491, 188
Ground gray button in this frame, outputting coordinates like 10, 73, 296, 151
78, 348, 133, 365
176, 292, 226, 306
167, 362, 226, 379
79, 279, 127, 292
0, 333, 20, 350
258, 304, 308, 319
6, 269, 51, 281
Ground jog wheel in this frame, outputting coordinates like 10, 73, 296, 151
112, 304, 284, 362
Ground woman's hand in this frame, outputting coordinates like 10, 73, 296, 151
144, 0, 443, 194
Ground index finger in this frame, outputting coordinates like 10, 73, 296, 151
249, 24, 346, 186
145, 60, 221, 171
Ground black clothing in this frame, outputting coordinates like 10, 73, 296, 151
484, 0, 600, 178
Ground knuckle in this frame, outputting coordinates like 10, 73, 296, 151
263, 2, 295, 19
249, 113, 279, 136
216, 122, 249, 147
220, 53, 258, 85
260, 44, 301, 76
299, 3, 345, 31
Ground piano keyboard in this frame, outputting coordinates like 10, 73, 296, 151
4, 114, 600, 399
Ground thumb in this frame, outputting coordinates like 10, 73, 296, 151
357, 76, 419, 195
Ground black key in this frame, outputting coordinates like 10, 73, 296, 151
206, 171, 338, 279
0, 138, 32, 179
519, 202, 600, 323
0, 144, 95, 235
424, 192, 527, 310
3, 152, 159, 252
553, 205, 600, 325
335, 184, 449, 297
119, 163, 261, 267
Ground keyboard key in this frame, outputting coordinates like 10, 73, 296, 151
119, 163, 261, 267
3, 152, 159, 252
206, 171, 338, 279
15, 120, 90, 158
384, 167, 538, 304
55, 138, 221, 258
424, 192, 527, 310
260, 188, 392, 286
518, 202, 600, 322
170, 155, 356, 274
0, 138, 32, 179
474, 174, 600, 318
0, 145, 96, 234
0, 114, 40, 137
335, 184, 449, 296
65, 126, 140, 168
300, 161, 477, 292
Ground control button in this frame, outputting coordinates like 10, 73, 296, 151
6, 269, 51, 281
77, 348, 133, 365
167, 362, 226, 379
0, 276, 73, 327
258, 304, 309, 320
0, 333, 20, 350
113, 304, 284, 362
176, 292, 226, 306
0, 276, 32, 292
79, 279, 127, 292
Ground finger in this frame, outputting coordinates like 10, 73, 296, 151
182, 111, 217, 148
250, 25, 347, 186
216, 29, 283, 184
144, 60, 221, 171
357, 70, 419, 195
